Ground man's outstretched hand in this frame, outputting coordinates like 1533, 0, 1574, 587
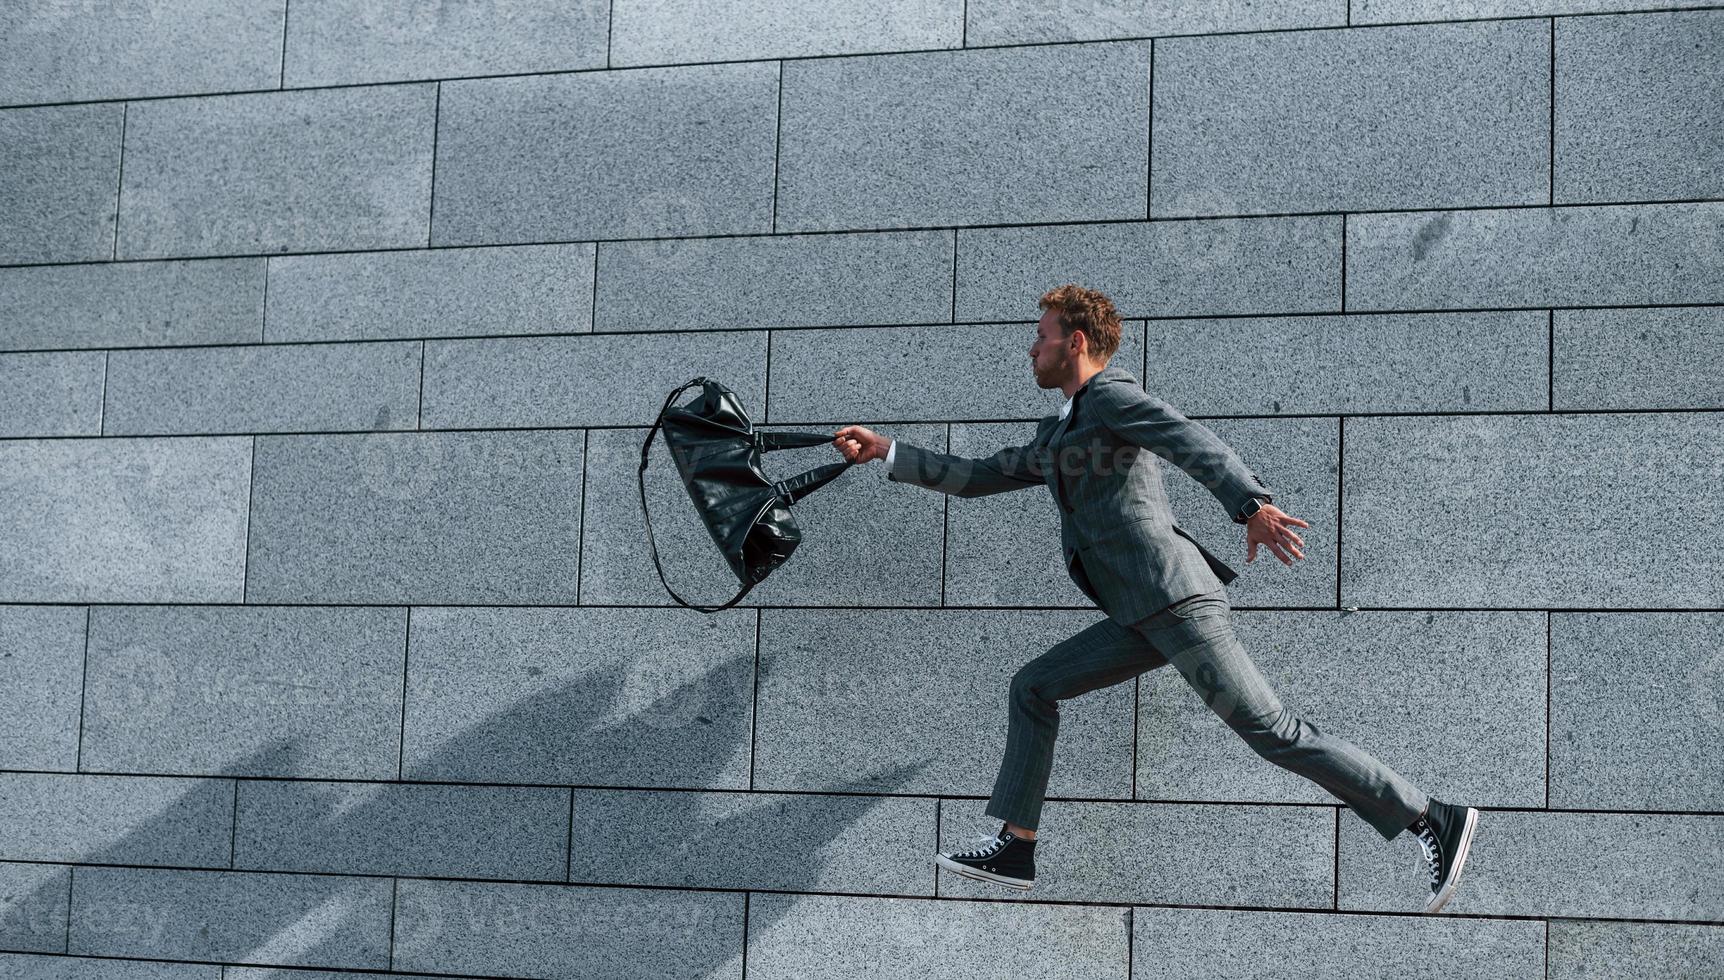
833, 425, 891, 464
1245, 503, 1309, 565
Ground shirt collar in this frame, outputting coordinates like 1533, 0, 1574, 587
1058, 363, 1122, 419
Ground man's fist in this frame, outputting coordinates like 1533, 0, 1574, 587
833, 425, 891, 464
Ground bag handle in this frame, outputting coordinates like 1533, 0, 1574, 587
754, 430, 832, 452
753, 419, 858, 504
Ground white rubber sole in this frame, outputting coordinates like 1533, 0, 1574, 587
934, 853, 1034, 891
1423, 806, 1479, 913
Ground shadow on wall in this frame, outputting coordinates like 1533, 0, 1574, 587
5, 646, 932, 974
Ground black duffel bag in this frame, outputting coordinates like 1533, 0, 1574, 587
638, 376, 854, 612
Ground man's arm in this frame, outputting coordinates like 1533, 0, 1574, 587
883, 436, 1044, 497
1088, 384, 1273, 523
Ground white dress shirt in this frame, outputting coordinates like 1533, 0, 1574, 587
883, 393, 1073, 475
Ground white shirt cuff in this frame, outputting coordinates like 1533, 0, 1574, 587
883, 438, 896, 477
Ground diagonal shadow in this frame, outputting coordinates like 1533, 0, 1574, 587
5, 639, 935, 978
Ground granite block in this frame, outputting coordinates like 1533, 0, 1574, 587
1556, 9, 1724, 204
1339, 809, 1724, 920
941, 420, 1105, 609
1550, 611, 1724, 811
68, 866, 392, 968
420, 329, 767, 429
1548, 920, 1724, 979
235, 780, 568, 880
0, 103, 123, 264
594, 229, 953, 332
777, 41, 1151, 232
1143, 415, 1337, 608
266, 243, 595, 342
0, 952, 218, 979
1132, 905, 1543, 978
1138, 610, 1547, 809
283, 0, 608, 87
0, 0, 282, 106
1554, 305, 1724, 411
0, 351, 105, 437
744, 891, 1127, 978
939, 798, 1334, 906
0, 435, 250, 603
0, 862, 69, 954
230, 971, 480, 980
611, 0, 962, 65
966, 0, 1342, 47
1143, 311, 1549, 414
956, 216, 1340, 321
82, 604, 405, 780
1345, 202, 1724, 310
244, 429, 584, 604
1153, 19, 1548, 215
767, 320, 1145, 423
401, 606, 757, 787
392, 878, 745, 979
0, 605, 86, 771
1341, 412, 1724, 607
117, 84, 437, 259
431, 64, 779, 246
741, 419, 952, 608
753, 609, 1136, 799
0, 258, 264, 352
1356, 0, 1719, 25
567, 788, 934, 894
0, 772, 234, 868
103, 340, 421, 435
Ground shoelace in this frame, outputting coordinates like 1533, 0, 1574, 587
1413, 822, 1443, 890
951, 834, 1007, 860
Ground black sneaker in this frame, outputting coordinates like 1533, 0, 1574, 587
935, 823, 1036, 891
1409, 799, 1480, 913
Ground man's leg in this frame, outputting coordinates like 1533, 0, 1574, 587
985, 614, 1168, 833
1130, 589, 1429, 841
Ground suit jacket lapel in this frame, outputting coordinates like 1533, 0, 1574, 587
1044, 383, 1083, 508
1046, 407, 1074, 512
1046, 399, 1076, 449
1044, 363, 1129, 509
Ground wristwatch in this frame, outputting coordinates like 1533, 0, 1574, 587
1234, 495, 1269, 524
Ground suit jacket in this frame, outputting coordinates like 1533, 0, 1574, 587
886, 361, 1273, 626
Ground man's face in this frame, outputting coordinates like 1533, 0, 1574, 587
1029, 310, 1076, 389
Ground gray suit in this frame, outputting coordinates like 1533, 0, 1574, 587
884, 361, 1429, 840
887, 360, 1272, 625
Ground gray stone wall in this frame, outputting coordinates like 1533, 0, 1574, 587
2, 1, 1720, 977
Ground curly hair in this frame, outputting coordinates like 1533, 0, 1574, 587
1038, 284, 1122, 362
